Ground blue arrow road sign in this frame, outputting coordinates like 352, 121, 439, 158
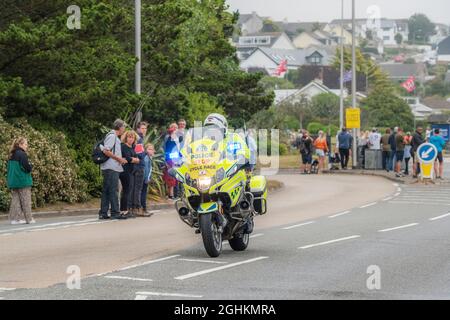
417, 143, 438, 164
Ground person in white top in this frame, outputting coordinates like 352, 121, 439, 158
368, 128, 382, 150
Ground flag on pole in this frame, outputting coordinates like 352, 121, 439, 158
272, 59, 288, 77
342, 70, 353, 83
401, 76, 416, 93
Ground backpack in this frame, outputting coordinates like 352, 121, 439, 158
92, 133, 116, 165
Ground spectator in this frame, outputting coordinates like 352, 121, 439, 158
403, 132, 413, 176
430, 128, 446, 180
246, 130, 258, 171
177, 119, 187, 147
141, 143, 156, 216
358, 131, 370, 168
7, 137, 34, 225
338, 128, 353, 170
299, 130, 313, 174
395, 128, 405, 178
381, 129, 392, 172
368, 128, 381, 150
133, 122, 148, 217
313, 130, 328, 174
426, 127, 432, 142
99, 119, 128, 220
163, 123, 181, 200
388, 127, 398, 172
411, 127, 425, 178
119, 130, 140, 218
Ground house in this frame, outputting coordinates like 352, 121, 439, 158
239, 47, 334, 75
275, 80, 366, 106
431, 24, 450, 45
437, 36, 450, 64
373, 19, 398, 46
237, 12, 264, 36
323, 24, 357, 46
403, 97, 433, 121
275, 81, 342, 105
379, 63, 428, 83
422, 97, 450, 114
313, 30, 339, 46
394, 19, 409, 44
274, 21, 326, 39
234, 32, 296, 61
293, 32, 323, 49
327, 19, 367, 39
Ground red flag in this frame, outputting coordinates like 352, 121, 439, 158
272, 59, 288, 77
401, 76, 416, 93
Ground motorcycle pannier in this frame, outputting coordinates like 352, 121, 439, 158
250, 175, 267, 215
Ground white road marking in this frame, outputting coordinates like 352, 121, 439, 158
393, 183, 399, 187
389, 201, 450, 206
94, 255, 181, 277
394, 193, 401, 197
282, 221, 315, 229
298, 235, 361, 250
1, 233, 13, 237
105, 276, 153, 282
360, 202, 377, 209
0, 218, 98, 234
250, 233, 264, 239
397, 187, 402, 192
175, 257, 269, 280
178, 259, 228, 265
329, 211, 351, 219
396, 197, 450, 202
382, 197, 393, 201
378, 223, 419, 233
429, 213, 450, 221
135, 291, 203, 299
118, 255, 181, 272
0, 288, 16, 291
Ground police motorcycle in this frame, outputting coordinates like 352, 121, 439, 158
170, 114, 268, 257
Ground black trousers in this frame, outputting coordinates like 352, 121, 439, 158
339, 148, 350, 169
131, 167, 145, 209
382, 151, 391, 170
119, 171, 133, 212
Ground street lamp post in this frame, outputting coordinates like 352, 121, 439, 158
339, 0, 345, 130
351, 0, 358, 168
135, 0, 141, 95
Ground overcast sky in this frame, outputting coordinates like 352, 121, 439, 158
226, 0, 450, 24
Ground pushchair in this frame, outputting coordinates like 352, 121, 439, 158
329, 152, 341, 171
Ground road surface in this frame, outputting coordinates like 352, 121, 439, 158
1, 174, 450, 300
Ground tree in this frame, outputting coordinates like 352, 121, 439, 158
362, 87, 414, 131
262, 19, 280, 33
311, 93, 340, 125
395, 33, 403, 45
312, 22, 322, 32
408, 13, 436, 43
258, 76, 296, 91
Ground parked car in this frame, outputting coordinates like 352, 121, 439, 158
394, 54, 405, 63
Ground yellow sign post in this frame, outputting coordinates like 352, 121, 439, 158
346, 108, 361, 129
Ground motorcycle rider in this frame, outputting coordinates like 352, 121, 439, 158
183, 113, 254, 234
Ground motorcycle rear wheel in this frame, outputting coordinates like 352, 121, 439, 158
199, 213, 222, 258
228, 233, 250, 251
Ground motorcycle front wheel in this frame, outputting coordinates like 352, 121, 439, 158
199, 213, 222, 258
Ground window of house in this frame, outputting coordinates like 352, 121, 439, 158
383, 36, 390, 41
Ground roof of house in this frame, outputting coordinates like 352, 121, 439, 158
275, 22, 326, 34
235, 32, 292, 48
423, 96, 450, 110
257, 47, 306, 67
379, 63, 427, 79
438, 36, 450, 55
237, 12, 261, 25
380, 19, 396, 29
428, 114, 450, 124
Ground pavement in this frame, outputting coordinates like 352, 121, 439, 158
1, 173, 450, 300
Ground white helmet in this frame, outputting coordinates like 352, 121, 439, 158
204, 113, 228, 132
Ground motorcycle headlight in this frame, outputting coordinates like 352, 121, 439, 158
216, 168, 225, 183
198, 176, 212, 191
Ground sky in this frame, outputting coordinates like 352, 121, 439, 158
226, 0, 450, 24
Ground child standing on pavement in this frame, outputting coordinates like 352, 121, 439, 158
141, 144, 155, 217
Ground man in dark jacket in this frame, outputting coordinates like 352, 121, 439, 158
134, 121, 151, 217
338, 128, 353, 169
411, 127, 425, 178
387, 128, 397, 172
299, 130, 313, 174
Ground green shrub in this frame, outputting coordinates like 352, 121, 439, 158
279, 143, 289, 156
0, 117, 89, 211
